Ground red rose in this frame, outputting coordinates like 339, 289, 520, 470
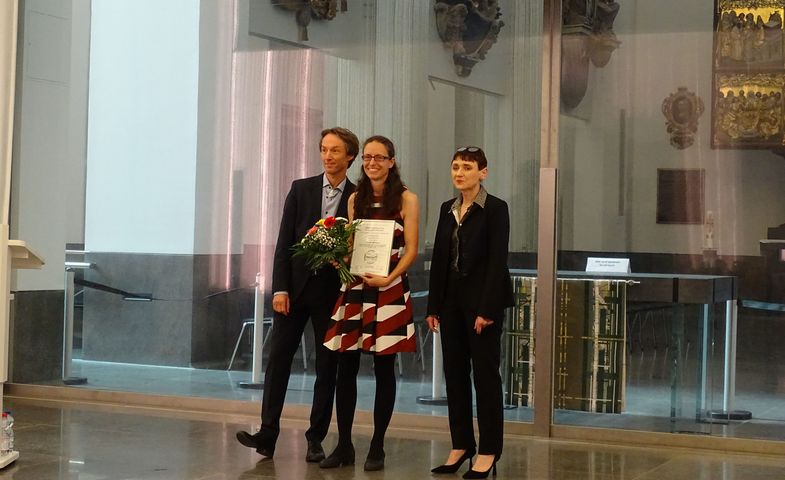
307, 226, 318, 235
323, 216, 336, 228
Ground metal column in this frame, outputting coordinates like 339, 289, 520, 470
239, 273, 264, 389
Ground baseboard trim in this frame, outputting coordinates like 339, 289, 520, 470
3, 383, 451, 434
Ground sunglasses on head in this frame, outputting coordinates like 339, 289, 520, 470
456, 146, 480, 153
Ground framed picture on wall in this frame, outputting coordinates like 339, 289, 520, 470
656, 168, 705, 224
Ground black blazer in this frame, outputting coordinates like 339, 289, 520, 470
427, 192, 514, 320
271, 174, 355, 303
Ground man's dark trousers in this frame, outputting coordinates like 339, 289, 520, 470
258, 271, 339, 445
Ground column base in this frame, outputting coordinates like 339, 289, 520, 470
63, 377, 87, 385
416, 395, 448, 406
238, 381, 264, 390
709, 409, 752, 421
0, 450, 18, 469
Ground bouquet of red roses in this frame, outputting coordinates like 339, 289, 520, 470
291, 216, 359, 284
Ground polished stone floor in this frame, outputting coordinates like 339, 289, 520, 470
25, 308, 785, 444
41, 344, 785, 442
3, 396, 785, 479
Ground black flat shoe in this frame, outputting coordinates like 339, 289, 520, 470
364, 450, 385, 471
462, 455, 498, 479
305, 440, 325, 463
235, 430, 275, 458
319, 444, 355, 469
431, 448, 476, 474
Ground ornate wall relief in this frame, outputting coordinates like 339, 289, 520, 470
561, 0, 621, 110
272, 0, 348, 41
434, 0, 505, 77
662, 87, 705, 149
712, 0, 785, 149
714, 73, 785, 148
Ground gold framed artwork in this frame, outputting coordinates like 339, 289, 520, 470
712, 1, 785, 149
713, 73, 785, 148
662, 87, 705, 149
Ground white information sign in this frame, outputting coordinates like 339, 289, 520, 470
585, 257, 631, 274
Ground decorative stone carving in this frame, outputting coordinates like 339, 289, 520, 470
662, 87, 705, 149
272, 0, 348, 42
590, 0, 620, 67
434, 0, 505, 77
561, 0, 621, 110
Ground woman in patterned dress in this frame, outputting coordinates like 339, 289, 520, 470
320, 135, 419, 471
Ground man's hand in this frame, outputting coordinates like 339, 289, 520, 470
474, 315, 494, 334
329, 255, 350, 270
272, 293, 290, 315
426, 315, 440, 333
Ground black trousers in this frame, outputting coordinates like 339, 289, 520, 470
259, 274, 339, 445
439, 283, 504, 456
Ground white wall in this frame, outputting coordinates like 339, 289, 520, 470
85, 0, 199, 254
193, 0, 234, 256
559, 0, 785, 257
11, 0, 90, 290
421, 0, 542, 251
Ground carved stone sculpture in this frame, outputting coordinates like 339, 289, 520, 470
272, 0, 348, 42
434, 0, 505, 77
590, 0, 620, 67
561, 0, 621, 110
662, 87, 705, 149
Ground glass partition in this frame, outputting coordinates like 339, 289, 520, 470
11, 0, 785, 448
555, 0, 785, 442
10, 0, 542, 424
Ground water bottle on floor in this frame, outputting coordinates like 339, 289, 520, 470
1, 412, 13, 454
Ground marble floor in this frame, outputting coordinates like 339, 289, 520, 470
28, 351, 785, 443
21, 308, 785, 446
2, 396, 785, 479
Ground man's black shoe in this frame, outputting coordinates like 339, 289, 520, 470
305, 440, 326, 463
236, 430, 275, 458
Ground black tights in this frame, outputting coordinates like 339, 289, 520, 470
334, 351, 397, 459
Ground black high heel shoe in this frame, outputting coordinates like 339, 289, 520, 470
431, 448, 476, 474
364, 449, 385, 471
319, 444, 355, 469
462, 454, 498, 479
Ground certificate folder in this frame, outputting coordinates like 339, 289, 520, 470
350, 219, 396, 277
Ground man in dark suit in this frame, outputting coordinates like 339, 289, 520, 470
237, 127, 359, 462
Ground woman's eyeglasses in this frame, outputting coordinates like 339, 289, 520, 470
456, 146, 481, 153
361, 154, 391, 162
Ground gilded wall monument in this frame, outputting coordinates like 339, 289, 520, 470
712, 0, 785, 149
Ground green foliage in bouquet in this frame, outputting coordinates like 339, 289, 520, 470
291, 216, 359, 284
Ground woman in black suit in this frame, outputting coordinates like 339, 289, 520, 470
426, 147, 514, 479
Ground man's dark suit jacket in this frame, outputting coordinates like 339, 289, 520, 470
271, 174, 355, 303
427, 192, 514, 320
